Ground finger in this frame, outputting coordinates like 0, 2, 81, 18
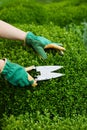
44, 43, 65, 51
32, 81, 37, 87
28, 74, 37, 87
34, 46, 47, 59
25, 66, 34, 72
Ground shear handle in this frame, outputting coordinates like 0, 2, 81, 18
25, 66, 35, 72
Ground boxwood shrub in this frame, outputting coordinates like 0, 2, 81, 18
0, 0, 87, 26
0, 23, 87, 129
1, 112, 87, 130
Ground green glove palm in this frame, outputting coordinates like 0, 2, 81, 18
25, 32, 65, 59
1, 59, 34, 87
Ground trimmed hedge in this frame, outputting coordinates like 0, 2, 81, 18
0, 23, 87, 129
0, 0, 87, 129
0, 0, 87, 26
45, 2, 87, 26
0, 0, 48, 25
1, 113, 87, 130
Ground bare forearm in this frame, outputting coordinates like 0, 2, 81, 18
0, 20, 26, 41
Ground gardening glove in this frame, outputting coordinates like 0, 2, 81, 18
25, 32, 65, 59
1, 59, 37, 87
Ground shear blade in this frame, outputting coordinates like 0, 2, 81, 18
35, 73, 64, 81
35, 66, 63, 72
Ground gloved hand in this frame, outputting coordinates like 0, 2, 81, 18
25, 32, 65, 59
1, 59, 37, 87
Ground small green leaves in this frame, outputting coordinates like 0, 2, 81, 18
0, 0, 87, 129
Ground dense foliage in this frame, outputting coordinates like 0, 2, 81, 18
0, 0, 87, 26
0, 0, 87, 129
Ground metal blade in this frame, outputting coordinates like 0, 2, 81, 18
35, 73, 65, 81
35, 65, 63, 72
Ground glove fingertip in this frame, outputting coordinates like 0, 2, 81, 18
35, 47, 47, 59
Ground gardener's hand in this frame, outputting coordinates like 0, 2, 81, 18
1, 59, 37, 87
25, 32, 65, 59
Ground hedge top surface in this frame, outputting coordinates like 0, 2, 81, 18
0, 23, 87, 119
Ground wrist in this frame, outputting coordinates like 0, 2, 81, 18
0, 58, 7, 73
24, 32, 30, 46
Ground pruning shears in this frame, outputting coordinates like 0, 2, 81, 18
25, 65, 64, 81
